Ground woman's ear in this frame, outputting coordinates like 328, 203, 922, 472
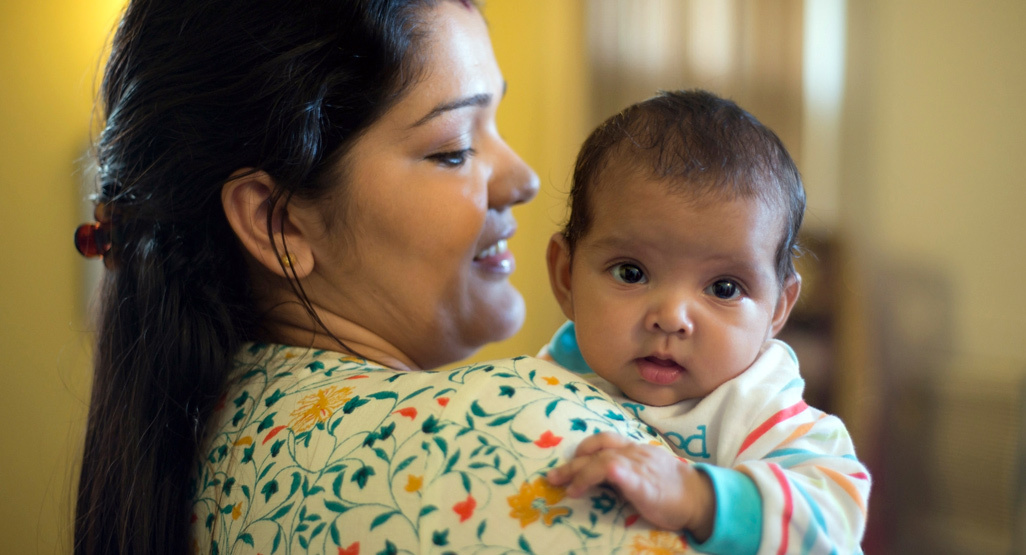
546, 233, 576, 320
770, 273, 802, 337
221, 169, 314, 279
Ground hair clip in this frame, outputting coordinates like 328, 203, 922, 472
74, 202, 114, 266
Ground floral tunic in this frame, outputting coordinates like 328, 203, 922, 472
189, 343, 693, 554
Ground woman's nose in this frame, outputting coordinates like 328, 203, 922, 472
645, 295, 695, 337
489, 141, 539, 209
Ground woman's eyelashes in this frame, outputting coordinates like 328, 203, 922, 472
428, 148, 475, 168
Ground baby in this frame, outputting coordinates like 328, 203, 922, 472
543, 90, 870, 554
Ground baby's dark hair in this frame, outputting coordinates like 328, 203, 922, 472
564, 89, 805, 283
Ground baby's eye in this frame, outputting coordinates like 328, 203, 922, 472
428, 148, 474, 168
706, 279, 742, 300
611, 263, 646, 284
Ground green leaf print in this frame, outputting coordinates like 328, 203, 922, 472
269, 502, 293, 521
545, 399, 561, 417
257, 412, 277, 433
343, 395, 370, 414
422, 415, 442, 434
238, 533, 254, 546
518, 535, 535, 554
352, 466, 375, 489
369, 390, 398, 400
377, 540, 398, 555
476, 520, 486, 540
394, 455, 417, 474
324, 499, 349, 514
470, 401, 489, 417
432, 529, 450, 546
261, 479, 278, 502
330, 520, 341, 545
370, 510, 399, 530
233, 391, 250, 408
499, 385, 516, 398
306, 360, 324, 372
487, 414, 515, 427
265, 389, 285, 407
570, 418, 587, 432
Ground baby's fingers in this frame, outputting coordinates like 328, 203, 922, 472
572, 432, 633, 457
549, 450, 627, 497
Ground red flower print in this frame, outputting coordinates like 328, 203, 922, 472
338, 541, 359, 555
453, 494, 477, 523
263, 425, 287, 445
394, 407, 418, 420
437, 397, 450, 407
625, 514, 639, 527
534, 431, 562, 448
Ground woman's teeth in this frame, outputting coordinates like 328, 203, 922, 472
475, 239, 508, 260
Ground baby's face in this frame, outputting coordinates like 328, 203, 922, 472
555, 167, 798, 406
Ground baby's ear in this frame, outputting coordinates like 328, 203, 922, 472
770, 273, 802, 337
546, 233, 576, 320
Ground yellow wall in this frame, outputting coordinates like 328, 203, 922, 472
0, 1, 124, 552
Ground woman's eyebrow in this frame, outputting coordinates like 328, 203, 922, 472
410, 92, 492, 128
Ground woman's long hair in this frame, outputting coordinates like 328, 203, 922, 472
74, 1, 445, 552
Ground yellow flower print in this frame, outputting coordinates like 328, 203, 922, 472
231, 502, 243, 520
507, 477, 571, 528
542, 376, 560, 385
404, 474, 423, 493
629, 530, 689, 554
289, 386, 353, 432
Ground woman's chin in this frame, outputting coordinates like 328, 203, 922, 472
476, 287, 526, 345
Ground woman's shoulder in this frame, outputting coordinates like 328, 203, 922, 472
190, 349, 682, 554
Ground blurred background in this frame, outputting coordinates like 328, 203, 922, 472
1, 0, 1023, 552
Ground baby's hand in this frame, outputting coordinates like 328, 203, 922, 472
546, 431, 714, 540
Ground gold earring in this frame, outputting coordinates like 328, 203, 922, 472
280, 253, 296, 268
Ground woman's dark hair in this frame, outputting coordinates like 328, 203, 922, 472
564, 89, 806, 283
75, 0, 454, 552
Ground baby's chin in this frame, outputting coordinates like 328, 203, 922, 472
619, 381, 697, 407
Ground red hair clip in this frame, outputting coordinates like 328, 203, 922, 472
74, 202, 114, 266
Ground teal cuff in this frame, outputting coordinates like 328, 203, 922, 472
546, 321, 594, 374
687, 464, 762, 555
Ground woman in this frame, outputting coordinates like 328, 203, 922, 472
75, 1, 687, 553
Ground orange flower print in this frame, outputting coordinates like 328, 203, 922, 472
404, 474, 423, 493
533, 431, 562, 448
507, 478, 571, 528
338, 541, 360, 555
628, 530, 689, 554
394, 407, 418, 420
542, 376, 560, 385
231, 502, 243, 520
453, 494, 477, 523
289, 386, 353, 432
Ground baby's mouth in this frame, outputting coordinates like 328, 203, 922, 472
636, 356, 686, 385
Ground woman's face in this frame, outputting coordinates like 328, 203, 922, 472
300, 2, 538, 370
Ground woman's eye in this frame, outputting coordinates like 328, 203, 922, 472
429, 149, 473, 168
706, 279, 742, 300
611, 263, 646, 284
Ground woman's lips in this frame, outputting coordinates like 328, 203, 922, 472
636, 356, 686, 385
473, 238, 514, 274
